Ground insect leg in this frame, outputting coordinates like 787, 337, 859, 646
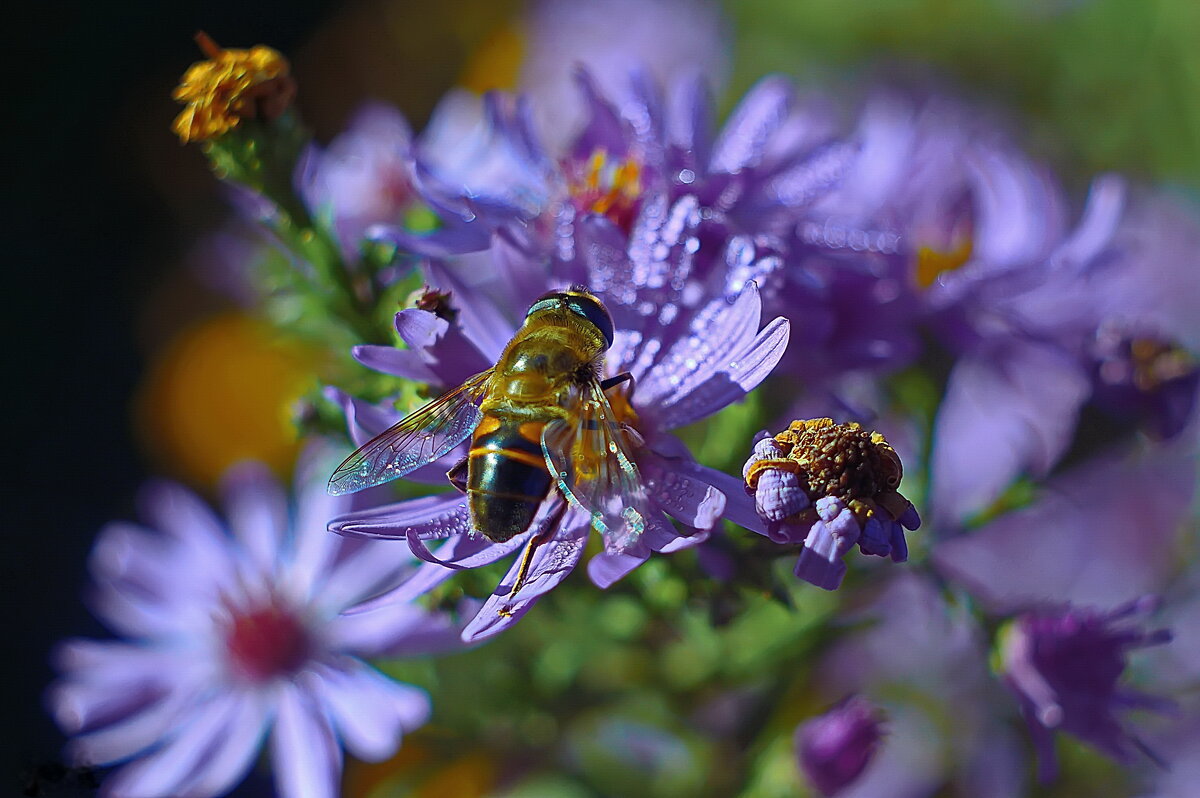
600, 372, 633, 392
504, 499, 569, 601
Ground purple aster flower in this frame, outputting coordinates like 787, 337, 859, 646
773, 91, 1070, 387
300, 103, 418, 255
48, 451, 455, 798
998, 597, 1176, 783
377, 62, 845, 290
741, 418, 920, 590
330, 236, 790, 642
795, 696, 886, 797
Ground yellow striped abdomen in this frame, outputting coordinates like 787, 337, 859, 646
467, 415, 551, 542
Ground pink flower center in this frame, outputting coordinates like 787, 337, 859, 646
222, 597, 311, 682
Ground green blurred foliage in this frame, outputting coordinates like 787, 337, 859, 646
725, 0, 1200, 189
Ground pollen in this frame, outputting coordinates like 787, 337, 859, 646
914, 236, 973, 289
568, 148, 642, 231
1127, 337, 1196, 392
745, 418, 910, 527
172, 32, 296, 144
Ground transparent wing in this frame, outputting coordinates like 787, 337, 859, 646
328, 370, 493, 495
541, 380, 653, 552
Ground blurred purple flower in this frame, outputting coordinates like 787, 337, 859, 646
299, 96, 491, 262
48, 452, 455, 798
300, 103, 418, 253
1088, 325, 1199, 440
742, 419, 919, 589
795, 696, 885, 796
928, 337, 1091, 527
928, 180, 1200, 524
330, 231, 789, 641
998, 597, 1175, 783
933, 443, 1196, 612
776, 91, 1069, 387
816, 574, 1025, 798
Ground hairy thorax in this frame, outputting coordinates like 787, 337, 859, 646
485, 321, 604, 413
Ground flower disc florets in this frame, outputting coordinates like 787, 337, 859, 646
743, 419, 919, 590
172, 32, 296, 143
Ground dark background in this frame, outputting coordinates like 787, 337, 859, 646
8, 2, 344, 792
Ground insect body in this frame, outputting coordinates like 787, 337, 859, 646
329, 287, 649, 567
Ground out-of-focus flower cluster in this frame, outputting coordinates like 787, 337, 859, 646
52, 1, 1200, 796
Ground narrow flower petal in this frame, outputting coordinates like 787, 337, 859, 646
407, 527, 528, 569
654, 315, 791, 429
637, 284, 763, 407
1050, 174, 1125, 269
328, 493, 472, 541
462, 532, 588, 642
586, 511, 683, 588
325, 602, 433, 654
587, 547, 650, 589
342, 533, 514, 615
930, 340, 1089, 526
138, 481, 237, 593
308, 661, 430, 762
352, 344, 439, 384
316, 540, 415, 614
65, 682, 199, 767
709, 75, 793, 175
675, 461, 764, 534
645, 457, 727, 531
221, 462, 287, 577
271, 685, 342, 798
180, 693, 270, 798
102, 693, 243, 798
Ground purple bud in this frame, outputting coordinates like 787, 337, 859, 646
795, 696, 886, 796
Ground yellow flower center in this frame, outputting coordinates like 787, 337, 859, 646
914, 236, 973, 289
569, 148, 643, 231
172, 32, 295, 144
1128, 338, 1196, 392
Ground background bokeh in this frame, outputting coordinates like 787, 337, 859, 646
10, 0, 1200, 793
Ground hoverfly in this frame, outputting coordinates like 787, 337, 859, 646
328, 286, 650, 593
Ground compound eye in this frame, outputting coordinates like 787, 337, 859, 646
526, 291, 569, 318
566, 294, 615, 348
